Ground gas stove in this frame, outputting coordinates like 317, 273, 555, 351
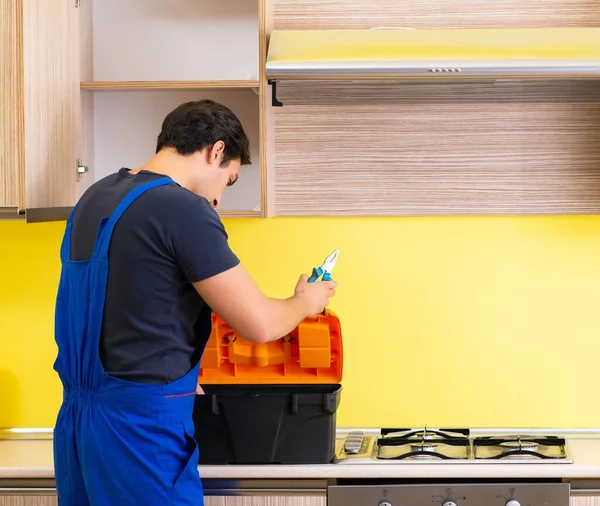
335, 428, 573, 464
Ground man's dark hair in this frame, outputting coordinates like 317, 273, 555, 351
156, 99, 251, 167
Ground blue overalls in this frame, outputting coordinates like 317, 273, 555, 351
53, 178, 204, 505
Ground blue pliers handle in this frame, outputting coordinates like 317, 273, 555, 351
309, 267, 332, 283
307, 249, 339, 283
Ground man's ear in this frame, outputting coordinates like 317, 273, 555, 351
209, 140, 225, 164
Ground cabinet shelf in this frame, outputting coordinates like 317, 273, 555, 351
80, 80, 260, 91
219, 210, 261, 218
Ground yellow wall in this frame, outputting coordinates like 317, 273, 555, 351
1, 216, 600, 429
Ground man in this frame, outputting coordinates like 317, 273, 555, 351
52, 99, 337, 505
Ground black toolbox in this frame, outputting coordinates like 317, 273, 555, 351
192, 310, 343, 464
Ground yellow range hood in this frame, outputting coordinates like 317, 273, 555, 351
266, 27, 600, 86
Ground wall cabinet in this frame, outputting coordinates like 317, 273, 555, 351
5, 0, 600, 220
0, 0, 79, 219
268, 0, 600, 217
0, 0, 20, 210
1, 0, 271, 222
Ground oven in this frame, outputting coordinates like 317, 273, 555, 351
328, 480, 571, 506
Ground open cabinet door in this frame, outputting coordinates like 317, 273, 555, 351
22, 0, 80, 221
0, 0, 22, 211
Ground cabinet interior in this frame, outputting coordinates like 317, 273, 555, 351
78, 0, 263, 216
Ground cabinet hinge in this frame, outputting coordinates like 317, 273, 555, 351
75, 0, 80, 7
76, 158, 88, 182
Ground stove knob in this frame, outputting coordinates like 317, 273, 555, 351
379, 502, 393, 506
443, 502, 457, 506
506, 501, 521, 506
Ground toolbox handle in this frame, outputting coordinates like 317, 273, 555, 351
210, 395, 219, 416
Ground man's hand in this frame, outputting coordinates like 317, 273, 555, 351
194, 263, 339, 344
292, 274, 337, 317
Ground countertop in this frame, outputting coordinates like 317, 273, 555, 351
4, 434, 600, 480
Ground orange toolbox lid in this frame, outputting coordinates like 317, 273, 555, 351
199, 309, 343, 384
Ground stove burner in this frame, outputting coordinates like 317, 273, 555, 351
473, 435, 568, 460
380, 428, 470, 443
501, 440, 540, 453
376, 428, 471, 460
416, 431, 442, 441
336, 429, 572, 464
409, 442, 439, 452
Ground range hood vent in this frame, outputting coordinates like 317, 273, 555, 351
266, 27, 600, 104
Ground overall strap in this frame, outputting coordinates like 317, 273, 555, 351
59, 198, 86, 263
59, 222, 74, 264
92, 177, 174, 259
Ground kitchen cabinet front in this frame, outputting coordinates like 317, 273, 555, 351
572, 496, 600, 506
0, 0, 79, 219
206, 496, 326, 506
1, 0, 267, 222
0, 494, 57, 506
0, 492, 324, 506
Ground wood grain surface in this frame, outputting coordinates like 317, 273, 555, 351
274, 0, 600, 30
270, 0, 600, 216
0, 0, 23, 209
273, 81, 600, 216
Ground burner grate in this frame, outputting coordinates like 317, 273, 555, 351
473, 435, 568, 460
376, 428, 471, 460
335, 429, 573, 464
379, 437, 470, 447
380, 428, 470, 439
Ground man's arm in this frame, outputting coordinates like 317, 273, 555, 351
194, 264, 334, 344
171, 197, 336, 344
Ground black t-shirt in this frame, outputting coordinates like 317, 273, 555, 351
70, 168, 240, 384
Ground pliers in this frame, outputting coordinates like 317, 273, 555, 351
308, 249, 339, 283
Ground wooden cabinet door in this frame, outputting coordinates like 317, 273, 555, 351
204, 497, 227, 506
21, 0, 80, 213
572, 497, 600, 506
0, 495, 58, 506
0, 0, 22, 209
225, 496, 326, 506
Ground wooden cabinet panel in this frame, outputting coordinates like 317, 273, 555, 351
22, 0, 80, 210
0, 0, 22, 209
0, 492, 322, 506
572, 497, 600, 506
274, 0, 600, 29
204, 497, 227, 506
0, 495, 57, 506
225, 496, 326, 506
0, 493, 324, 506
272, 80, 600, 217
1, 0, 266, 220
269, 0, 600, 217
